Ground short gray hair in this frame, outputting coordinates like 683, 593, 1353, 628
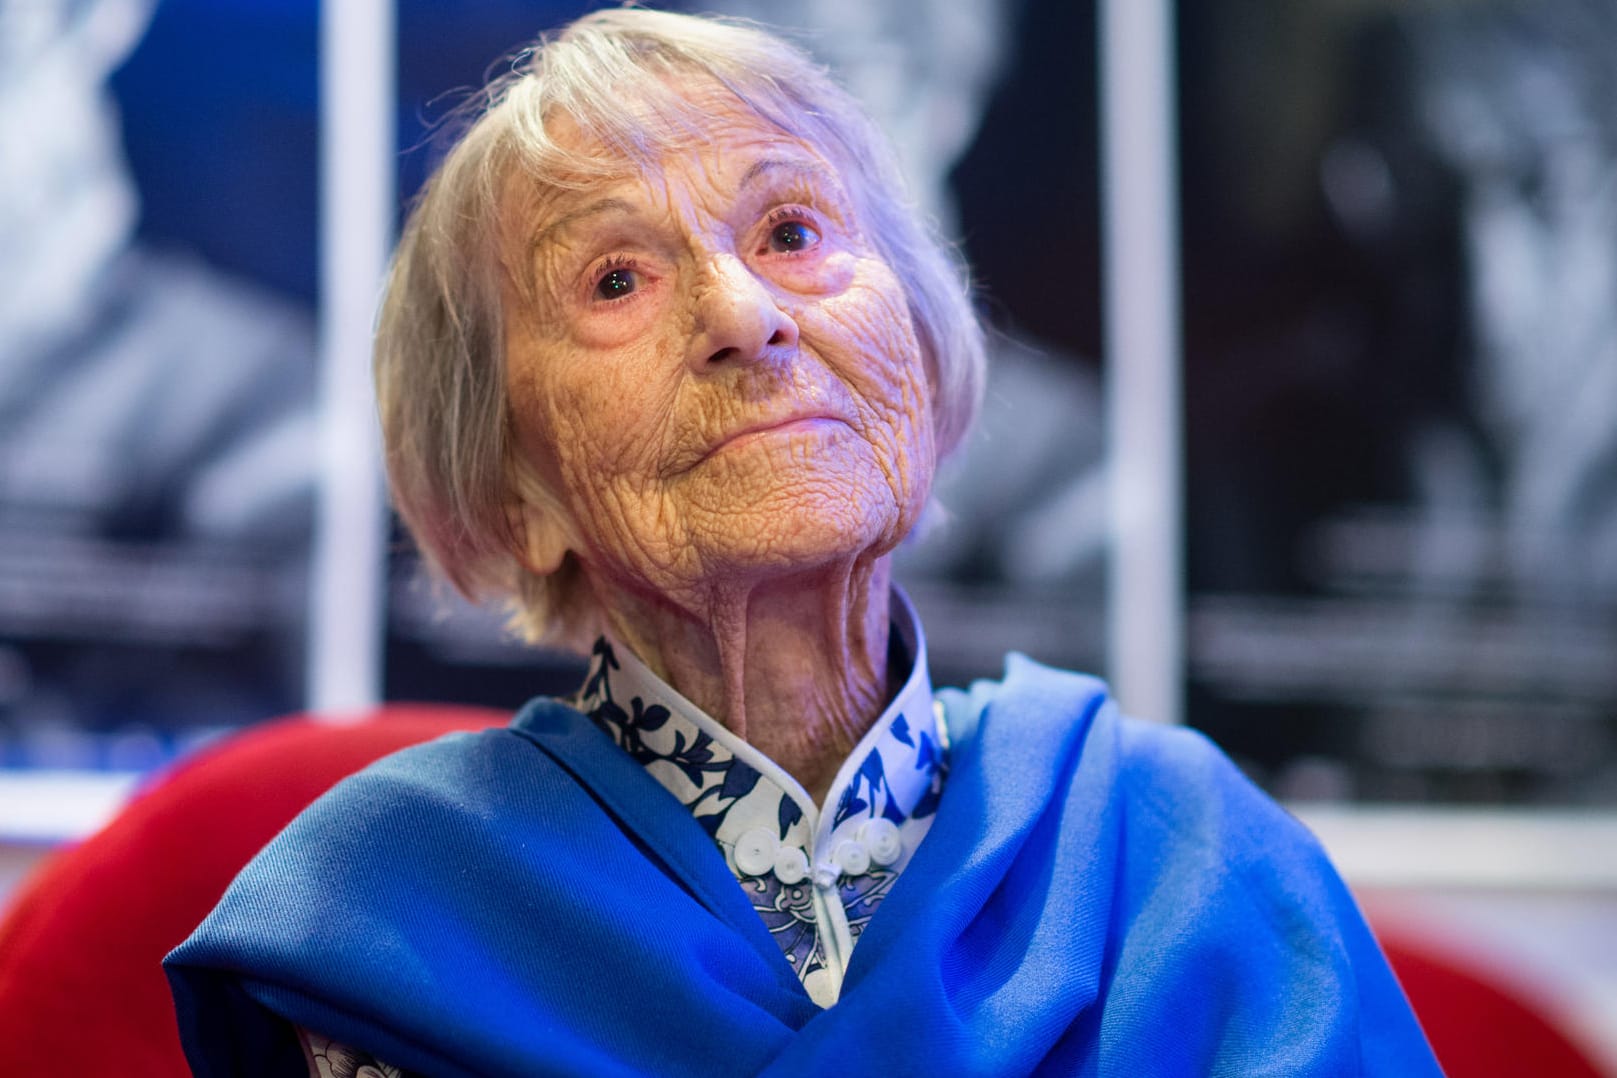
375, 6, 986, 650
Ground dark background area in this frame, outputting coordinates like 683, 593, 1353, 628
7, 0, 1612, 806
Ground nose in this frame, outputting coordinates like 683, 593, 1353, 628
684, 254, 798, 372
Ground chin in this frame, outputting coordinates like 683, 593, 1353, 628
676, 444, 929, 576
700, 489, 904, 579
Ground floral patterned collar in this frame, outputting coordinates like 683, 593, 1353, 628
574, 589, 947, 1008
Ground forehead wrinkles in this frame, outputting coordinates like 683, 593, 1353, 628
531, 87, 846, 213
521, 143, 842, 270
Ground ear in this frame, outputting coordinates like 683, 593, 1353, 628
505, 497, 572, 577
503, 461, 575, 577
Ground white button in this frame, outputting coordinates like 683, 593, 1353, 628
811, 861, 840, 889
858, 819, 903, 866
733, 828, 779, 877
773, 845, 810, 885
833, 838, 871, 877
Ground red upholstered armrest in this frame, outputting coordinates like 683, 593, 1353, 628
1374, 915, 1609, 1078
0, 705, 506, 1078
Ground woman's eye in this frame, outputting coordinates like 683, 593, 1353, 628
767, 219, 820, 254
594, 266, 639, 300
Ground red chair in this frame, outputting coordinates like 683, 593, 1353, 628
1375, 915, 1612, 1077
0, 705, 506, 1077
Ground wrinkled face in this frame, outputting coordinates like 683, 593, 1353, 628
503, 91, 936, 613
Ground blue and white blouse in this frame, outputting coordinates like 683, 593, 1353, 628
574, 592, 948, 1008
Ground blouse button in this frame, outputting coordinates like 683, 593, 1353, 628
811, 861, 840, 889
733, 828, 779, 877
773, 845, 810, 885
858, 819, 903, 866
833, 838, 871, 877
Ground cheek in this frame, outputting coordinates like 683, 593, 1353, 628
775, 248, 857, 297
809, 274, 934, 441
504, 352, 561, 483
535, 337, 686, 484
796, 270, 937, 529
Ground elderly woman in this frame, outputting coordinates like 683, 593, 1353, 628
167, 9, 1438, 1077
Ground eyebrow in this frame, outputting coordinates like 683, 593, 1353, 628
530, 196, 639, 252
528, 157, 844, 256
739, 156, 842, 193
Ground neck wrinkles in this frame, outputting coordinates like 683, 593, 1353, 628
590, 554, 894, 801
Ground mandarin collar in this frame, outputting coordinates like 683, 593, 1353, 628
577, 588, 942, 838
574, 589, 946, 1005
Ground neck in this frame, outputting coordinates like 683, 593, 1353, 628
591, 557, 894, 803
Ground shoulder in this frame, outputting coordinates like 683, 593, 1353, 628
1113, 710, 1316, 858
959, 662, 1428, 1060
170, 700, 626, 970
946, 655, 1343, 923
168, 724, 543, 964
278, 698, 614, 847
164, 702, 631, 1074
1107, 713, 1359, 936
950, 654, 1320, 857
1099, 711, 1439, 1071
1039, 691, 1393, 1017
254, 724, 542, 869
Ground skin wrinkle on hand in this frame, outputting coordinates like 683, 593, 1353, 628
501, 84, 936, 801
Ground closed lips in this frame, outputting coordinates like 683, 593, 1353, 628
699, 414, 849, 462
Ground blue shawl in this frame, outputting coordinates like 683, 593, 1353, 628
166, 655, 1439, 1076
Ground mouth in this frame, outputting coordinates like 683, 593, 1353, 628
692, 413, 850, 467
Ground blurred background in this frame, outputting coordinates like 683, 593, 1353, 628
0, 0, 1613, 1067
